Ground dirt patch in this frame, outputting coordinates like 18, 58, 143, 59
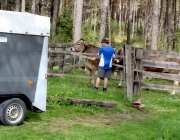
49, 112, 147, 132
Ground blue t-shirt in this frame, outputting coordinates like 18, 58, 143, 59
98, 46, 116, 70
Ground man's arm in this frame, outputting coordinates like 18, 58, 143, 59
91, 56, 100, 61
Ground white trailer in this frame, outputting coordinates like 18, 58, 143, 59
0, 10, 50, 126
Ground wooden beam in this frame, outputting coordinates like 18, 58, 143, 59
124, 44, 133, 101
49, 43, 73, 48
67, 98, 117, 108
48, 73, 120, 81
143, 50, 180, 59
48, 73, 93, 79
142, 71, 180, 81
141, 83, 180, 91
142, 59, 180, 70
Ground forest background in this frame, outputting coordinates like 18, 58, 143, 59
0, 0, 180, 52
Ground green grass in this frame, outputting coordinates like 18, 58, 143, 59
1, 69, 180, 140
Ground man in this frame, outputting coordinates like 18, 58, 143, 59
91, 37, 116, 92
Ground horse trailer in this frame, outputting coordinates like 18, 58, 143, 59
0, 10, 50, 126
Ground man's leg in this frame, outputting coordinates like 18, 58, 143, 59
104, 77, 108, 88
103, 69, 111, 91
94, 68, 104, 90
95, 77, 101, 88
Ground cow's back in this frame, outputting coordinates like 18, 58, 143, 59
84, 45, 99, 71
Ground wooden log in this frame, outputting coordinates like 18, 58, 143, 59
67, 98, 117, 108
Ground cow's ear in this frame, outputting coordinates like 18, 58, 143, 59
84, 41, 89, 46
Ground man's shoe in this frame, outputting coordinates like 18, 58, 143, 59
103, 87, 107, 92
92, 87, 98, 92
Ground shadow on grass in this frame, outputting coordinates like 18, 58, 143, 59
25, 110, 43, 122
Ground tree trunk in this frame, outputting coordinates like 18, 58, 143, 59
35, 0, 40, 15
151, 0, 160, 50
158, 0, 163, 41
132, 1, 135, 39
172, 0, 177, 50
145, 0, 153, 50
118, 0, 122, 37
58, 0, 63, 16
73, 0, 83, 43
167, 0, 173, 52
52, 0, 60, 37
46, 0, 51, 17
108, 5, 111, 46
0, 0, 4, 10
127, 0, 132, 44
15, 0, 20, 12
123, 1, 127, 35
31, 0, 36, 14
40, 0, 46, 15
99, 0, 109, 46
93, 8, 97, 33
21, 0, 25, 12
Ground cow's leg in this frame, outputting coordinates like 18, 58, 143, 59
118, 69, 124, 87
171, 71, 180, 95
89, 69, 96, 85
171, 80, 179, 95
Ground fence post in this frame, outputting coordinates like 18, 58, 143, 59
124, 44, 134, 101
48, 45, 55, 73
133, 48, 143, 94
59, 45, 66, 73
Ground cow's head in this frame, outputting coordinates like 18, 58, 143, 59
115, 47, 124, 56
114, 47, 124, 64
71, 38, 88, 52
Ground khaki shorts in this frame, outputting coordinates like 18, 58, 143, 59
97, 68, 111, 79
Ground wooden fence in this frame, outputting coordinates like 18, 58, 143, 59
123, 44, 180, 101
48, 43, 79, 74
48, 43, 123, 77
48, 43, 180, 101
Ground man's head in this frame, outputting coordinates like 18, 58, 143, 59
101, 37, 109, 44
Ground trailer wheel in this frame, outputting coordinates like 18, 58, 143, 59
0, 100, 8, 124
0, 98, 26, 126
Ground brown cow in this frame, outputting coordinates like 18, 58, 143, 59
70, 38, 124, 85
113, 47, 124, 87
71, 38, 99, 84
